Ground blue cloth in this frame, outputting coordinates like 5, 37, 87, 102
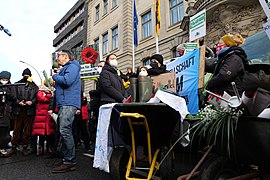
58, 106, 77, 164
166, 48, 200, 114
133, 0, 138, 47
53, 60, 81, 109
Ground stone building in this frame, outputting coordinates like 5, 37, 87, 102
53, 0, 267, 95
87, 0, 189, 72
86, 0, 266, 79
182, 0, 266, 47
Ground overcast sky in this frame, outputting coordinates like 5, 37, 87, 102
0, 0, 77, 85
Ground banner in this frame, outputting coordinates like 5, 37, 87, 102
166, 48, 200, 114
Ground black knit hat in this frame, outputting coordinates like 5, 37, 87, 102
150, 54, 163, 65
0, 71, 11, 80
22, 68, 32, 76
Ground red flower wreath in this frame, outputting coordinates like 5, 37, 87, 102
81, 47, 99, 64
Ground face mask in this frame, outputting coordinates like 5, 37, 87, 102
150, 61, 158, 68
139, 71, 148, 76
110, 59, 118, 67
97, 67, 102, 74
0, 80, 8, 85
215, 44, 226, 54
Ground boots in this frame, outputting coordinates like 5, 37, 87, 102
23, 147, 30, 156
36, 146, 44, 156
6, 147, 17, 156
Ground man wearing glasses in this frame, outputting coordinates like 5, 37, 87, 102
51, 50, 81, 173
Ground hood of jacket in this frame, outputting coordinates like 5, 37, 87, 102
217, 46, 248, 65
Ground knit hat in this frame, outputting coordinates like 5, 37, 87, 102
0, 71, 11, 80
176, 43, 186, 51
221, 33, 245, 47
150, 54, 164, 65
22, 68, 32, 76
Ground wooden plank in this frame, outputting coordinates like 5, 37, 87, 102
198, 45, 205, 89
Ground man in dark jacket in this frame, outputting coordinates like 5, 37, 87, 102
8, 68, 38, 156
51, 50, 81, 173
206, 33, 248, 96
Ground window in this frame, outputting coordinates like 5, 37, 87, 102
94, 38, 99, 49
112, 26, 118, 49
103, 0, 108, 15
103, 33, 108, 54
95, 5, 100, 21
142, 11, 152, 39
172, 47, 179, 58
142, 56, 151, 66
169, 0, 184, 25
112, 0, 117, 8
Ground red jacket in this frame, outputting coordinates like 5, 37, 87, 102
81, 104, 89, 121
32, 90, 56, 136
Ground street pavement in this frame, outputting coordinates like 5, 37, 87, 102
0, 145, 196, 180
0, 147, 109, 180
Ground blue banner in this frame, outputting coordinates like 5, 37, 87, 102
166, 48, 200, 114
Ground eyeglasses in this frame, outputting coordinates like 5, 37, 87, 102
57, 53, 66, 57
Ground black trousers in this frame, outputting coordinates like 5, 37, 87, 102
0, 127, 10, 149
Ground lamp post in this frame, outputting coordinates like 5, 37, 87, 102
19, 60, 43, 85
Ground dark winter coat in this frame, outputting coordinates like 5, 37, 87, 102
99, 64, 128, 104
32, 90, 56, 136
147, 65, 168, 76
12, 77, 38, 116
206, 46, 248, 96
0, 83, 16, 127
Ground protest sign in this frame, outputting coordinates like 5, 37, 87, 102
166, 48, 200, 114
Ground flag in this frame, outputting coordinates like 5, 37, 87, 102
133, 0, 138, 47
155, 0, 161, 36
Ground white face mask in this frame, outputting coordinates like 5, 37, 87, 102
97, 67, 102, 74
0, 80, 8, 85
110, 59, 118, 67
139, 71, 148, 76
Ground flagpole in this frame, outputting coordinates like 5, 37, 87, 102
155, 0, 160, 54
155, 34, 159, 54
132, 0, 135, 72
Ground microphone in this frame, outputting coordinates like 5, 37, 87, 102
0, 24, 12, 36
3, 28, 11, 36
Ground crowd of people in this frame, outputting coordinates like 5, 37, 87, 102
0, 32, 252, 174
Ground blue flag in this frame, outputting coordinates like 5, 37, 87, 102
133, 0, 138, 47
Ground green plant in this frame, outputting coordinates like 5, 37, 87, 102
188, 104, 243, 158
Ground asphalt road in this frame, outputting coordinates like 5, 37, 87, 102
0, 145, 196, 180
0, 147, 109, 180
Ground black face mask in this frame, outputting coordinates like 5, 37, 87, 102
150, 61, 158, 68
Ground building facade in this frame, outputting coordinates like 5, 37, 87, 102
183, 0, 266, 47
53, 0, 89, 92
53, 0, 88, 53
86, 0, 266, 76
54, 0, 267, 95
87, 0, 189, 73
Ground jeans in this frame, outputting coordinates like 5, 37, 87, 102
58, 106, 77, 164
